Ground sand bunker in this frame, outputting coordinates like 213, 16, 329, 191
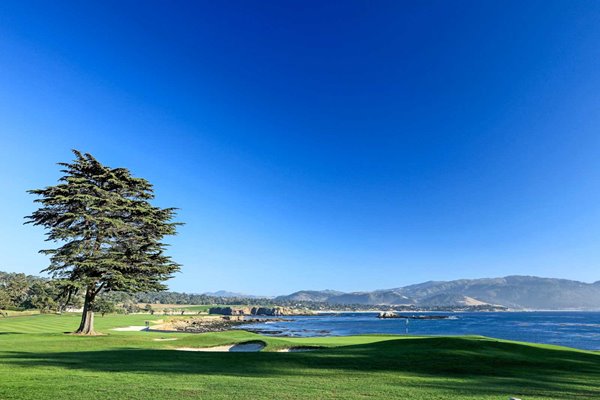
153, 338, 178, 341
176, 341, 266, 352
111, 326, 148, 331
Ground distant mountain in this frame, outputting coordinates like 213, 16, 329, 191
417, 293, 491, 307
275, 276, 600, 310
327, 290, 412, 305
203, 290, 260, 298
276, 290, 344, 302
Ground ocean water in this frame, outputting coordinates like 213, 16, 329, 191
235, 311, 600, 350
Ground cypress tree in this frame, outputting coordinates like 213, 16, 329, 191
26, 150, 181, 334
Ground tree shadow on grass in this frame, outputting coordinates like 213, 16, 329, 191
4, 337, 600, 398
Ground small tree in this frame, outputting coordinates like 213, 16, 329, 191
26, 281, 60, 313
94, 297, 116, 317
26, 150, 181, 334
0, 290, 12, 314
122, 299, 140, 315
4, 273, 30, 307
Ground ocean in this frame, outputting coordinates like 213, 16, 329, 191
235, 311, 600, 350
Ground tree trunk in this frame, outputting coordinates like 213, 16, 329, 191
76, 288, 96, 335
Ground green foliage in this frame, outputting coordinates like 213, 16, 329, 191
24, 281, 60, 312
1, 273, 29, 307
143, 303, 155, 315
0, 290, 11, 313
0, 272, 71, 312
25, 150, 181, 333
122, 299, 139, 314
93, 297, 116, 316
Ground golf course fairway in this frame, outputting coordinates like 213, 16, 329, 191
1, 314, 599, 399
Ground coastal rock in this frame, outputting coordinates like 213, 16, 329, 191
208, 306, 251, 316
251, 307, 291, 316
152, 315, 249, 333
377, 312, 451, 320
378, 311, 398, 318
209, 306, 313, 316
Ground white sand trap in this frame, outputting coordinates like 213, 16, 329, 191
111, 326, 148, 331
176, 342, 265, 352
276, 347, 320, 352
153, 338, 178, 341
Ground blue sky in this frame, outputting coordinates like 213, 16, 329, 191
1, 1, 600, 295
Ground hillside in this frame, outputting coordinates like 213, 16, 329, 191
203, 291, 260, 298
278, 290, 344, 302
275, 276, 600, 310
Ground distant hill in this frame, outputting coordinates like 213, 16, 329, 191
277, 290, 344, 302
275, 276, 600, 310
203, 290, 260, 298
326, 290, 412, 306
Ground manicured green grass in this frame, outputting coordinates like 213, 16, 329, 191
176, 304, 215, 312
0, 313, 163, 334
0, 314, 598, 399
0, 310, 41, 317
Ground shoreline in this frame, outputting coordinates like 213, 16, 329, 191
313, 309, 600, 314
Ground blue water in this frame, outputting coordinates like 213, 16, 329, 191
236, 312, 600, 350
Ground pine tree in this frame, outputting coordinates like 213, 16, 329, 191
26, 150, 181, 334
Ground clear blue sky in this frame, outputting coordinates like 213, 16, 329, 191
1, 1, 600, 295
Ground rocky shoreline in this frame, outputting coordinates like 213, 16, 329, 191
377, 311, 452, 320
208, 306, 314, 316
149, 310, 455, 335
151, 315, 289, 333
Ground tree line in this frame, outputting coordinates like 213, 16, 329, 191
0, 270, 276, 314
1, 269, 503, 315
0, 271, 127, 315
0, 270, 383, 313
0, 271, 65, 312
